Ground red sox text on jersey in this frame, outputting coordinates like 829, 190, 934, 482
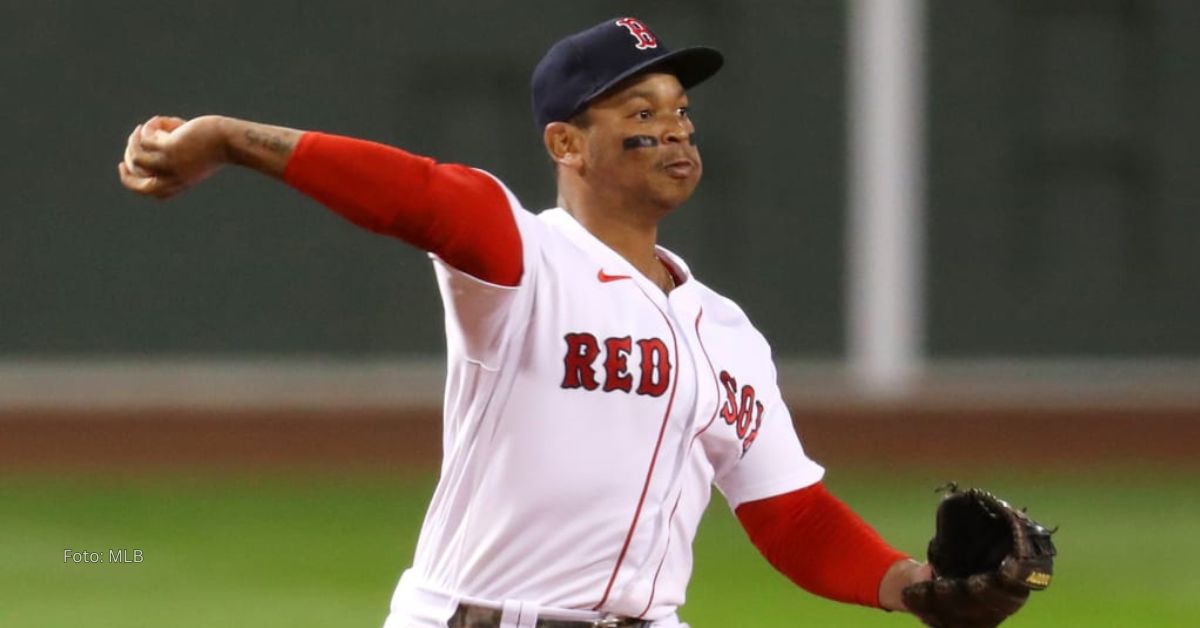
561, 333, 763, 455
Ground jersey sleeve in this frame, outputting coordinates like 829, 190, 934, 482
735, 482, 908, 608
282, 132, 523, 286
429, 181, 544, 370
283, 131, 538, 367
713, 362, 825, 510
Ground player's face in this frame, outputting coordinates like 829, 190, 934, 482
579, 72, 701, 211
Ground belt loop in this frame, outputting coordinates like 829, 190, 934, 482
519, 601, 540, 628
500, 599, 539, 628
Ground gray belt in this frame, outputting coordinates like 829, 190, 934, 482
448, 603, 652, 628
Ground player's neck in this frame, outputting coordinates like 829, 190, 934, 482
559, 193, 665, 283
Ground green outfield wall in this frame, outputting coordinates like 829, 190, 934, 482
3, 1, 1197, 358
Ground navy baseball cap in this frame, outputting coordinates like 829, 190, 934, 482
531, 17, 724, 129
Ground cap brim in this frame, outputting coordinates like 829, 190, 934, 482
576, 46, 724, 114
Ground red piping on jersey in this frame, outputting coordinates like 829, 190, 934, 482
636, 489, 683, 619
636, 308, 717, 617
593, 294, 681, 611
690, 309, 721, 441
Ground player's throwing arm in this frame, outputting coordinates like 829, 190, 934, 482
119, 115, 301, 198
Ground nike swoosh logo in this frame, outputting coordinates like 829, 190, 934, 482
597, 269, 632, 283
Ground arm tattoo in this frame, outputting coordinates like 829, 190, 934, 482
244, 128, 292, 155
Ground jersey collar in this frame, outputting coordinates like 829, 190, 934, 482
540, 207, 693, 291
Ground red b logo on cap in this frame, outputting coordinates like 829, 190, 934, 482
615, 17, 658, 50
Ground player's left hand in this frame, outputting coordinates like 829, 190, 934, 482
879, 558, 934, 611
902, 486, 1056, 627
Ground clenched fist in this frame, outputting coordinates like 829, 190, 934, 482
118, 115, 232, 199
118, 115, 301, 199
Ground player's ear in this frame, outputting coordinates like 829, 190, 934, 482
544, 122, 585, 171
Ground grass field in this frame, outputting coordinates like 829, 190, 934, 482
2, 465, 1197, 627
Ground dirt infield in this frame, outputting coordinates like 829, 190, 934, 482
3, 403, 1197, 471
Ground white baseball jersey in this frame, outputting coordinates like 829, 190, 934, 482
385, 176, 824, 627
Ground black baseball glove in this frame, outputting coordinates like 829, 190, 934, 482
901, 484, 1056, 628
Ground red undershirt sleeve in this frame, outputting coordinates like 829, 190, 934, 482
734, 481, 909, 609
281, 131, 523, 287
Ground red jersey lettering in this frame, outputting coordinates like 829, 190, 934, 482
562, 333, 601, 390
718, 370, 765, 455
636, 338, 671, 397
603, 336, 635, 393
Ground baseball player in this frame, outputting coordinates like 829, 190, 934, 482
119, 17, 934, 628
